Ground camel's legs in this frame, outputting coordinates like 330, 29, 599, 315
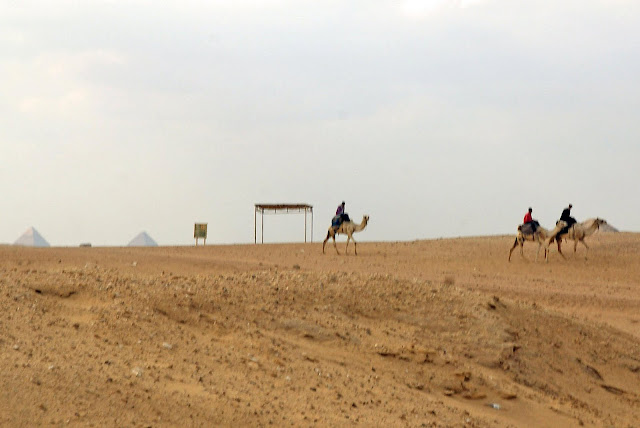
508, 238, 518, 261
343, 234, 359, 255
544, 238, 551, 262
579, 239, 589, 259
344, 233, 358, 256
322, 231, 331, 254
508, 237, 523, 261
556, 240, 567, 259
533, 233, 545, 262
333, 233, 340, 254
538, 237, 553, 263
332, 235, 339, 254
323, 229, 341, 254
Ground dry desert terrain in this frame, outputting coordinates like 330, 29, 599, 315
1, 232, 639, 427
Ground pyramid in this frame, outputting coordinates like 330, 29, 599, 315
599, 222, 619, 233
14, 227, 51, 247
127, 231, 158, 247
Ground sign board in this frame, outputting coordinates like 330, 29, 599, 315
194, 223, 207, 245
194, 223, 208, 239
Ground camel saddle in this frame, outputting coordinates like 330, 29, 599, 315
557, 218, 577, 236
331, 214, 351, 229
519, 221, 539, 236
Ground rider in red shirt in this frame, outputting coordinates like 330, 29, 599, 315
523, 207, 537, 233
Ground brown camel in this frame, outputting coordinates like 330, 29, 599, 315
323, 215, 369, 255
549, 218, 607, 260
508, 220, 567, 262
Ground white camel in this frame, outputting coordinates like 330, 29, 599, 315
508, 220, 567, 262
323, 215, 369, 255
549, 218, 607, 260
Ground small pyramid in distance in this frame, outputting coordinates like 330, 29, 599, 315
127, 231, 158, 247
14, 227, 51, 247
599, 222, 619, 233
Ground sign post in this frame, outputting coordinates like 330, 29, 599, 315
194, 223, 208, 246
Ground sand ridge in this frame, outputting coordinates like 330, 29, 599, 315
1, 233, 639, 427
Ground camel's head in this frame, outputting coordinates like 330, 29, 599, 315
363, 215, 370, 225
555, 220, 568, 230
594, 218, 607, 228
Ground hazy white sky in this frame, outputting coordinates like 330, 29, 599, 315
2, 0, 639, 246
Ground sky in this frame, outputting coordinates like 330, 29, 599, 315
1, 0, 639, 246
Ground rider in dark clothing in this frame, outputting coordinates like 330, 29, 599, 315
557, 204, 577, 237
560, 204, 577, 226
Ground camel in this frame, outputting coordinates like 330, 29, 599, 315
549, 218, 607, 260
508, 220, 567, 262
323, 215, 369, 255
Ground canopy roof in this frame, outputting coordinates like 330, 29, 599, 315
255, 203, 312, 211
254, 203, 313, 243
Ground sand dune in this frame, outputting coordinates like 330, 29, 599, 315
1, 233, 639, 427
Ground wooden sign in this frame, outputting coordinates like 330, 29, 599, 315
194, 223, 207, 245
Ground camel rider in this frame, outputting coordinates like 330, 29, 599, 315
523, 207, 538, 234
557, 204, 577, 237
332, 201, 350, 230
337, 201, 351, 222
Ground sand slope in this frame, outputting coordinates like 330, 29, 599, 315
1, 233, 639, 427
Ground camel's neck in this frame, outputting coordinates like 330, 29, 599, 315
580, 220, 599, 236
536, 226, 550, 236
354, 217, 368, 232
536, 222, 565, 239
535, 225, 554, 237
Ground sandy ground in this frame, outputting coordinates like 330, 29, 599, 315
1, 232, 639, 427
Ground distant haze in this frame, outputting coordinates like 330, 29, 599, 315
2, 0, 639, 246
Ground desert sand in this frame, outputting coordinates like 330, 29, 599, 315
1, 232, 639, 427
